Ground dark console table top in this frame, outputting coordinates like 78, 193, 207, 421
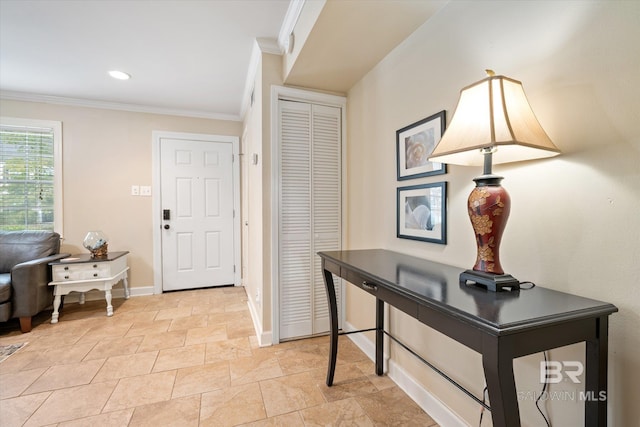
320, 249, 617, 335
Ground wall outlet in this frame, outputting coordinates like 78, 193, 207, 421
140, 186, 151, 196
131, 185, 140, 196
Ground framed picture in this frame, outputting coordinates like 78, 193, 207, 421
396, 110, 446, 180
397, 182, 446, 244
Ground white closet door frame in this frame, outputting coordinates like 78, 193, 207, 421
271, 86, 347, 345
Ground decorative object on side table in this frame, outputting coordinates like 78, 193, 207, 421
397, 181, 447, 244
83, 231, 108, 258
397, 110, 446, 180
428, 70, 560, 292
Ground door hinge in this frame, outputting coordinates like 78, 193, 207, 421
232, 154, 235, 162
233, 265, 236, 273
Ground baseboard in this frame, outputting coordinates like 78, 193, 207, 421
247, 296, 272, 347
125, 285, 155, 297
388, 359, 469, 427
61, 285, 154, 303
342, 321, 386, 366
343, 321, 467, 427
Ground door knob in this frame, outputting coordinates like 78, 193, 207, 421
164, 224, 170, 230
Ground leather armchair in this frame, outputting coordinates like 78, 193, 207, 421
0, 231, 69, 332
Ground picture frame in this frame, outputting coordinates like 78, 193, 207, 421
396, 110, 446, 180
397, 181, 446, 244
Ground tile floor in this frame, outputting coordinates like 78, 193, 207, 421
0, 286, 438, 426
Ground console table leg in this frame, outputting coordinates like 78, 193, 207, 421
376, 298, 384, 376
482, 337, 520, 427
585, 316, 609, 427
323, 266, 339, 386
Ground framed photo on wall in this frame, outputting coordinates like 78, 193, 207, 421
396, 110, 446, 180
397, 181, 447, 244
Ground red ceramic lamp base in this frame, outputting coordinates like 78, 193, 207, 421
461, 174, 520, 292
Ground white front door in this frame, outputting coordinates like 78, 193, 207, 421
159, 136, 236, 291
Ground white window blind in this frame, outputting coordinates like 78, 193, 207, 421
0, 118, 62, 232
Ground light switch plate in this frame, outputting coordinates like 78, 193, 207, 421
140, 186, 152, 196
131, 185, 140, 196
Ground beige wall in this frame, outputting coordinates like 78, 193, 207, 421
243, 51, 284, 338
0, 99, 241, 289
243, 58, 265, 331
346, 1, 639, 426
259, 53, 285, 333
282, 0, 325, 81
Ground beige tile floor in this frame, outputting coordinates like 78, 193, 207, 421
0, 287, 438, 426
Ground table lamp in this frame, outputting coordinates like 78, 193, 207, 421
428, 70, 560, 291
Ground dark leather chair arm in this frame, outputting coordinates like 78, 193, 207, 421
10, 253, 70, 317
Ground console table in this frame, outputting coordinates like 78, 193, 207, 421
319, 249, 617, 427
49, 251, 130, 322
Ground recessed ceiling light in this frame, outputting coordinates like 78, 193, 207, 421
108, 70, 131, 80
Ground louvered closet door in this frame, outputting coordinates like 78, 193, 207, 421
311, 105, 342, 334
279, 101, 312, 339
278, 100, 342, 340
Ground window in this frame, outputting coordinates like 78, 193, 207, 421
0, 117, 63, 233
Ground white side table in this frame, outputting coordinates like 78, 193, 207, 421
48, 251, 130, 323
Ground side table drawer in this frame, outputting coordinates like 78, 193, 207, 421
52, 263, 111, 281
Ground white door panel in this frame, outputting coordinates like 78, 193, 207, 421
160, 137, 235, 291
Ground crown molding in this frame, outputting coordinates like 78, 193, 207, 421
278, 0, 306, 52
239, 37, 282, 120
240, 40, 263, 121
256, 37, 281, 55
0, 90, 241, 122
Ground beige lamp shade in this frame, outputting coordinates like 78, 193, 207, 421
428, 72, 560, 166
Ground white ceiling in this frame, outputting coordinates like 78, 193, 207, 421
0, 0, 447, 122
0, 0, 291, 120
